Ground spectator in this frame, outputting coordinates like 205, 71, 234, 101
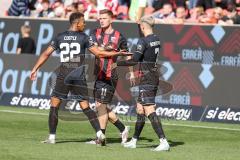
198, 8, 218, 24
97, 0, 119, 16
65, 2, 78, 18
51, 0, 64, 9
186, 6, 204, 23
214, 7, 224, 21
53, 4, 65, 18
154, 5, 186, 24
152, 3, 175, 22
173, 6, 187, 23
17, 24, 36, 54
77, 2, 85, 13
65, 2, 85, 18
37, 0, 55, 18
152, 0, 186, 10
218, 6, 240, 24
8, 0, 31, 16
84, 0, 98, 19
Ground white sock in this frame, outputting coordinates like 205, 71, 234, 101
49, 134, 56, 140
160, 138, 167, 143
96, 130, 103, 138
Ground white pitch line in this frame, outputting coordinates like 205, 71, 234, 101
0, 109, 240, 132
162, 122, 240, 131
0, 110, 48, 116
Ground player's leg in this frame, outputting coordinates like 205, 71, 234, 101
141, 83, 169, 151
107, 108, 130, 144
71, 82, 106, 145
80, 100, 101, 133
144, 105, 170, 151
144, 105, 165, 139
96, 101, 108, 134
94, 80, 116, 134
42, 97, 61, 144
124, 103, 145, 148
79, 100, 105, 143
106, 79, 130, 143
86, 80, 109, 145
72, 83, 102, 133
43, 78, 68, 144
95, 101, 108, 145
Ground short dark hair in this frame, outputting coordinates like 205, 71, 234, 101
99, 9, 113, 17
69, 12, 84, 25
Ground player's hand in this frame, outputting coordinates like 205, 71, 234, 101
30, 69, 38, 81
117, 51, 133, 56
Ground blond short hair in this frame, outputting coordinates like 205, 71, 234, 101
140, 16, 155, 27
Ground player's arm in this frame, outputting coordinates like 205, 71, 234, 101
30, 46, 55, 80
118, 34, 136, 85
88, 46, 120, 58
117, 39, 145, 66
86, 34, 123, 58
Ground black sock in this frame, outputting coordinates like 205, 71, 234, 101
133, 114, 145, 139
113, 119, 125, 133
101, 129, 106, 134
49, 107, 58, 134
148, 112, 165, 139
83, 107, 101, 132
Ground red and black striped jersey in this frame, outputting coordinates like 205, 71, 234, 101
89, 28, 128, 80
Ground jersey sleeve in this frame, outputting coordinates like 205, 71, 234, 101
85, 35, 95, 49
133, 38, 145, 61
89, 29, 98, 46
50, 35, 59, 50
118, 34, 129, 52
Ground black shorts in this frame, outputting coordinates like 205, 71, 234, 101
51, 78, 88, 102
94, 79, 117, 104
137, 83, 158, 106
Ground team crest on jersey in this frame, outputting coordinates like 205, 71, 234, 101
89, 36, 94, 43
137, 44, 143, 50
110, 37, 116, 43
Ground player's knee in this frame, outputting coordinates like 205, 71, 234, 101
136, 103, 144, 114
50, 97, 61, 107
143, 105, 155, 117
96, 103, 108, 114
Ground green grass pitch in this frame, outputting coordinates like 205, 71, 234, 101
0, 106, 240, 160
